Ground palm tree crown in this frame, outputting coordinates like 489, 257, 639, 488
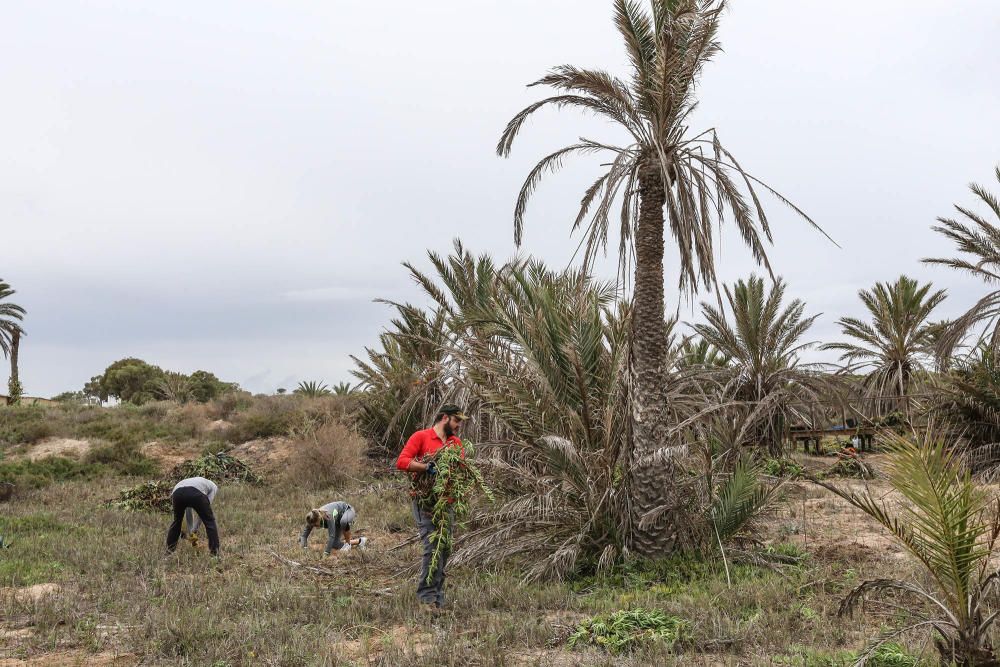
498, 0, 821, 287
0, 279, 26, 359
924, 166, 1000, 359
821, 275, 945, 400
692, 275, 821, 453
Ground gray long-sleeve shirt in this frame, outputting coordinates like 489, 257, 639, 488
172, 477, 218, 534
299, 501, 356, 554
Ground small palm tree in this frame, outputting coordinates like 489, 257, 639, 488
817, 428, 1000, 666
0, 280, 26, 404
692, 276, 822, 455
821, 275, 946, 418
294, 381, 331, 398
924, 167, 1000, 360
498, 0, 823, 555
331, 382, 354, 396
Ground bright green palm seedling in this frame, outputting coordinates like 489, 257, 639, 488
817, 427, 1000, 666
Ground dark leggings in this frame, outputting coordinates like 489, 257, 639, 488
166, 487, 220, 555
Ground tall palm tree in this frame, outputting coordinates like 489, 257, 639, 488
0, 280, 26, 404
497, 0, 822, 554
692, 276, 821, 455
924, 167, 1000, 360
821, 275, 945, 418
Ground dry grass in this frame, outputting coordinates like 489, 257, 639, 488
0, 404, 950, 666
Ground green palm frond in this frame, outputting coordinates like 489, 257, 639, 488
924, 167, 1000, 360
691, 275, 828, 453
816, 426, 1000, 663
821, 275, 945, 413
0, 279, 27, 359
294, 381, 332, 398
498, 0, 823, 293
710, 457, 781, 542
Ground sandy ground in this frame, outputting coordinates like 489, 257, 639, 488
762, 452, 906, 564
230, 436, 295, 470
138, 440, 201, 471
23, 439, 92, 461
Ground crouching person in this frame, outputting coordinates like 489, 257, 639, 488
166, 476, 220, 556
299, 501, 367, 556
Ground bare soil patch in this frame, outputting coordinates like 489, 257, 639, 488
0, 650, 135, 666
0, 584, 61, 604
22, 439, 91, 461
767, 478, 906, 563
139, 440, 201, 471
230, 436, 295, 471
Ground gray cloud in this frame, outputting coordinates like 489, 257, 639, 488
1, 1, 998, 396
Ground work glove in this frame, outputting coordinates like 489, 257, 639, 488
426, 461, 438, 477
357, 536, 369, 549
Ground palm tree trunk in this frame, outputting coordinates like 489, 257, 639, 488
7, 329, 20, 405
627, 151, 678, 557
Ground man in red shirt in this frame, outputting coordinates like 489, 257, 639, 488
396, 403, 466, 609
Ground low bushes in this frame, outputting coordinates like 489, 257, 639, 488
282, 419, 367, 489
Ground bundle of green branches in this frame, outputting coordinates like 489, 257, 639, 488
108, 451, 261, 513
170, 451, 263, 485
107, 480, 173, 512
419, 444, 492, 584
827, 455, 875, 479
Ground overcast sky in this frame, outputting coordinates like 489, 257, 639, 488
2, 1, 999, 397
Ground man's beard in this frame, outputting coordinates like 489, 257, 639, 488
443, 422, 455, 438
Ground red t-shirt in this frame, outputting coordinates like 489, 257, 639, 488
396, 427, 462, 471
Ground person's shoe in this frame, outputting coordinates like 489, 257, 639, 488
339, 543, 351, 552
357, 536, 369, 549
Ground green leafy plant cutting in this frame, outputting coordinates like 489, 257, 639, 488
418, 444, 492, 584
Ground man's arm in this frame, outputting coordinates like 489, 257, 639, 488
186, 507, 199, 535
396, 432, 430, 472
323, 511, 340, 555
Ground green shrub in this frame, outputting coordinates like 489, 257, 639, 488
568, 608, 687, 654
0, 405, 55, 445
763, 458, 804, 478
84, 442, 158, 477
224, 397, 302, 442
867, 642, 920, 667
0, 456, 98, 488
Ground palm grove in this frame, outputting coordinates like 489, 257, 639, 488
5, 1, 1000, 663
352, 0, 1000, 595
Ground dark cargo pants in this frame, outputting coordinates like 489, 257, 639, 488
412, 501, 453, 607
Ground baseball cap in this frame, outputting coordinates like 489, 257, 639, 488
440, 403, 468, 420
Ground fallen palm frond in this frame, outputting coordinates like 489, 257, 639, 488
270, 552, 396, 596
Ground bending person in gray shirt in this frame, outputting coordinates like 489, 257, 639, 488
299, 501, 367, 556
166, 476, 220, 556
